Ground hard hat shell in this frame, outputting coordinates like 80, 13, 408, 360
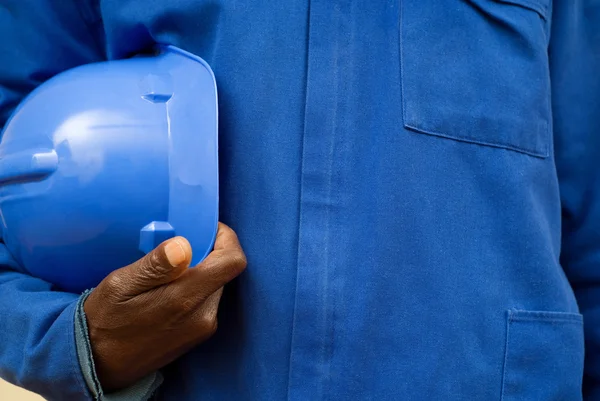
0, 45, 219, 293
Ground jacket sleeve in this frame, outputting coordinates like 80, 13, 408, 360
550, 0, 600, 398
0, 1, 104, 399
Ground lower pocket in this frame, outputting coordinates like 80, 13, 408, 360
501, 309, 584, 400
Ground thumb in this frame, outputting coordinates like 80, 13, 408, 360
117, 236, 192, 296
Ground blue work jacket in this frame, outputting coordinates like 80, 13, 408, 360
0, 0, 599, 400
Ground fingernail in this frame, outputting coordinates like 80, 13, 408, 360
165, 239, 186, 267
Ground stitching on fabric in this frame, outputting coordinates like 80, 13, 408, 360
286, 1, 313, 398
79, 290, 104, 400
509, 309, 583, 323
400, 0, 550, 159
509, 316, 583, 324
501, 309, 583, 399
399, 0, 408, 143
404, 124, 549, 159
70, 299, 95, 401
494, 0, 549, 20
500, 310, 511, 401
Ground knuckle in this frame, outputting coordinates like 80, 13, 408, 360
192, 304, 219, 335
218, 222, 233, 235
199, 315, 218, 335
104, 271, 126, 292
228, 251, 247, 275
142, 252, 171, 279
100, 272, 129, 302
164, 287, 193, 314
208, 251, 246, 284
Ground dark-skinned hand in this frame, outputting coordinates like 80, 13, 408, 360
83, 222, 247, 391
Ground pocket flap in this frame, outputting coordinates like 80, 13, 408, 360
400, 0, 552, 157
494, 0, 550, 20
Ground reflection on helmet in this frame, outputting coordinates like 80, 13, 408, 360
0, 46, 219, 293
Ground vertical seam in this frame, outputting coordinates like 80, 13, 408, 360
398, 0, 407, 129
286, 1, 313, 399
500, 310, 512, 400
322, 5, 342, 400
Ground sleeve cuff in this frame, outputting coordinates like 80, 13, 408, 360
74, 289, 164, 401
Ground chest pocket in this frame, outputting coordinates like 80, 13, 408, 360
400, 0, 552, 158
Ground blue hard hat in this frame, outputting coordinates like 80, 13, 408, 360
0, 45, 219, 293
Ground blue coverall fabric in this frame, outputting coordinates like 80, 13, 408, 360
0, 0, 599, 399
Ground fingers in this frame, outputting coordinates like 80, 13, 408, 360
103, 223, 245, 304
193, 287, 223, 327
177, 223, 247, 301
111, 237, 193, 297
213, 222, 244, 252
